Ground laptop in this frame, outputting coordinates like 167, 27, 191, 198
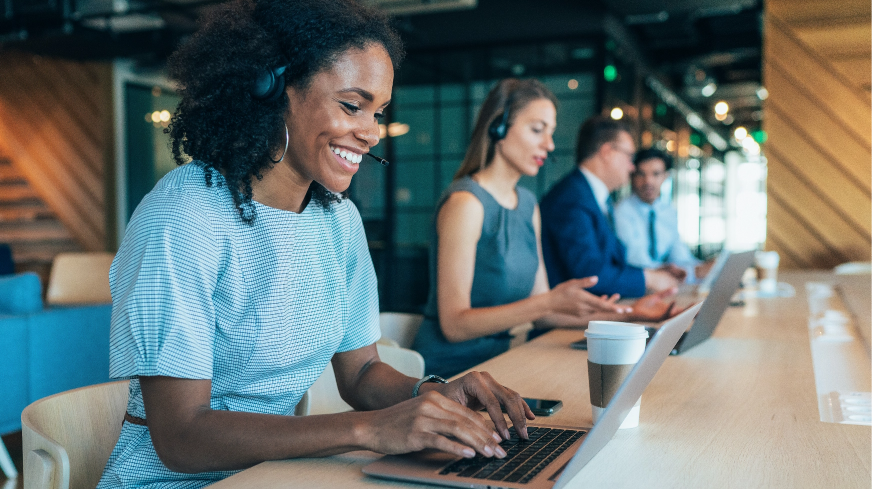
571, 250, 755, 355
362, 302, 704, 489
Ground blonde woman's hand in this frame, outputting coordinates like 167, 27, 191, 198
548, 276, 631, 316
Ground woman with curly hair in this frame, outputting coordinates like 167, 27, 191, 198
99, 1, 531, 487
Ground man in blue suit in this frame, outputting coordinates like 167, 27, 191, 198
540, 116, 681, 298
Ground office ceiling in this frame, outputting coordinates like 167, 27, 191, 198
605, 0, 764, 130
0, 0, 763, 129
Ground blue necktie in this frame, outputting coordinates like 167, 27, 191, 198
606, 197, 615, 230
648, 208, 658, 261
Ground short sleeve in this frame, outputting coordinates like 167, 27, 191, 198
336, 202, 381, 352
108, 188, 222, 380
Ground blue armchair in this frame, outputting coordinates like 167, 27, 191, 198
0, 273, 111, 435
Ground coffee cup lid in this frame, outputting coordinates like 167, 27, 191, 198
584, 321, 649, 340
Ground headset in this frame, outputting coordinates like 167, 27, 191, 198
250, 64, 390, 166
487, 94, 513, 142
251, 65, 288, 102
486, 90, 556, 164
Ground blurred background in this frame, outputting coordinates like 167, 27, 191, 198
0, 0, 869, 312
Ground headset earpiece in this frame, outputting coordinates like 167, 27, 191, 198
488, 92, 516, 142
251, 65, 287, 101
488, 109, 510, 141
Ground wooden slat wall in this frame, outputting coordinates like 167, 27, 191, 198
763, 1, 872, 269
0, 51, 113, 253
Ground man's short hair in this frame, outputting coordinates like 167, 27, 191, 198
575, 116, 631, 164
633, 148, 673, 171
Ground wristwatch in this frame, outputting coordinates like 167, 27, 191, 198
412, 374, 448, 398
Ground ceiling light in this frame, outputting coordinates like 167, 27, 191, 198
567, 79, 579, 90
734, 127, 747, 140
701, 82, 717, 97
714, 101, 729, 116
387, 122, 409, 138
756, 87, 769, 100
610, 107, 624, 120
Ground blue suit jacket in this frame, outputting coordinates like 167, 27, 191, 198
540, 169, 646, 298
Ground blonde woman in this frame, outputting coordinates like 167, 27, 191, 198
412, 79, 678, 378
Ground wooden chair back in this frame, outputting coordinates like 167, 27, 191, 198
21, 380, 129, 489
45, 252, 115, 305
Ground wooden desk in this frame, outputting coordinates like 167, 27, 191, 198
213, 271, 871, 488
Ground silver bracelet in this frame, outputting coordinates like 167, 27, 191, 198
412, 374, 448, 398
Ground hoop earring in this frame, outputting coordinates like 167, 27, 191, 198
270, 124, 289, 163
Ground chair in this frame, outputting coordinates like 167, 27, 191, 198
21, 380, 129, 489
0, 439, 16, 479
378, 312, 424, 349
45, 252, 115, 305
834, 262, 872, 275
297, 344, 425, 416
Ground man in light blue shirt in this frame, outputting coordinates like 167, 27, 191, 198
614, 148, 712, 283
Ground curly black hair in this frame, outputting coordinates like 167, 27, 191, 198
166, 0, 404, 223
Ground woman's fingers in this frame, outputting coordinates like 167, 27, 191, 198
477, 372, 533, 439
574, 276, 599, 288
408, 392, 504, 458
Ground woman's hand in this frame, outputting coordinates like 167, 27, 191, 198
628, 288, 682, 321
548, 276, 631, 317
358, 371, 533, 460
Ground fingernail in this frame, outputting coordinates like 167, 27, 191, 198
492, 431, 502, 442
503, 429, 511, 439
462, 448, 475, 458
483, 445, 494, 457
496, 446, 507, 458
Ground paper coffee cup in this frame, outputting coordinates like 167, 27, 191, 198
755, 251, 780, 295
585, 322, 649, 429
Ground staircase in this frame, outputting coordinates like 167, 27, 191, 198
0, 158, 81, 281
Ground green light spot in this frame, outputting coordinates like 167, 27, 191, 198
689, 133, 701, 145
604, 65, 617, 82
752, 130, 768, 143
655, 104, 667, 117
605, 40, 617, 51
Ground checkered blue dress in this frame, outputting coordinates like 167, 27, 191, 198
97, 163, 380, 488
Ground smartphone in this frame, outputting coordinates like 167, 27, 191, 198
501, 398, 563, 416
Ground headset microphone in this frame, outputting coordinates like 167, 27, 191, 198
365, 153, 389, 166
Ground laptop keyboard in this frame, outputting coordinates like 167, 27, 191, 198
438, 426, 586, 484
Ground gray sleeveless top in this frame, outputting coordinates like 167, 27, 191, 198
412, 176, 539, 378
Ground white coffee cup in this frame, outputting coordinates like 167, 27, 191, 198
585, 321, 649, 429
755, 251, 780, 295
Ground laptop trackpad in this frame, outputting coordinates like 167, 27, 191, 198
363, 449, 457, 477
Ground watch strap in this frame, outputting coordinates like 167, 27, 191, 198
412, 374, 448, 398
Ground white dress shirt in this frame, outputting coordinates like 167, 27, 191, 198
613, 193, 701, 282
580, 167, 610, 215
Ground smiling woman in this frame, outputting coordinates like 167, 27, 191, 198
165, 0, 402, 221
98, 1, 537, 488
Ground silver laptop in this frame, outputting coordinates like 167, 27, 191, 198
670, 250, 754, 354
570, 250, 754, 355
363, 302, 704, 489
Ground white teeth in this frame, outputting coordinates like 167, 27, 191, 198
330, 146, 360, 164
